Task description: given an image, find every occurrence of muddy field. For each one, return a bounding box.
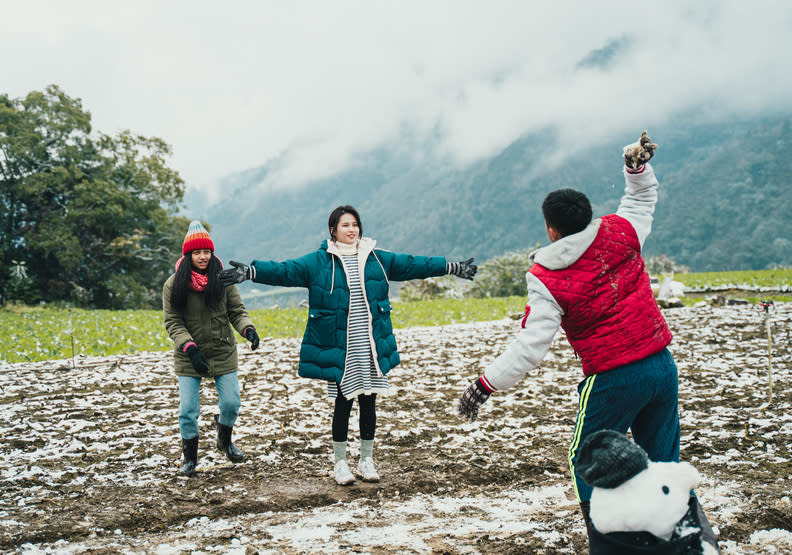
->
[1,302,791,554]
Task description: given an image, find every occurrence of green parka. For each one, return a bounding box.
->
[248,238,447,384]
[163,274,254,378]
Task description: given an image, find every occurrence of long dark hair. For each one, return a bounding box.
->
[328,205,363,240]
[170,253,224,312]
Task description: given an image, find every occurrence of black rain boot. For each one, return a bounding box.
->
[214,414,244,462]
[180,436,198,476]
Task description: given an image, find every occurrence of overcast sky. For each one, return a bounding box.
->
[3,1,792,201]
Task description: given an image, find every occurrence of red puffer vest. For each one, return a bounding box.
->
[530,214,672,376]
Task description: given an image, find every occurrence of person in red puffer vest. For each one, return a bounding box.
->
[457,131,721,552]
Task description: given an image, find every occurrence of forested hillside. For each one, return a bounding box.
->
[651,118,791,270]
[207,115,791,275]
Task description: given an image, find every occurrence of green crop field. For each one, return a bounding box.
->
[665,268,792,306]
[1,268,789,364]
[672,268,792,291]
[0,297,527,364]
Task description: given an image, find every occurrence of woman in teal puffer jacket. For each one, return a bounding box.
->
[220,205,477,485]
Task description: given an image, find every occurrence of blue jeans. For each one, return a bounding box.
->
[568,348,680,502]
[178,372,241,439]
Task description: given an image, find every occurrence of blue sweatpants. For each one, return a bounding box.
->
[568,348,680,502]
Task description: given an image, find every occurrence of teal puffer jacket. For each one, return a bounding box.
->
[250,238,447,384]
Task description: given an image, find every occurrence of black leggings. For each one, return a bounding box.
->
[332,393,376,442]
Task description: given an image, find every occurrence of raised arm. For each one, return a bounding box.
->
[617,131,660,249]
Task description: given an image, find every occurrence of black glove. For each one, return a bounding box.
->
[447,258,477,280]
[185,345,210,376]
[218,260,252,287]
[623,130,658,169]
[457,377,491,422]
[243,326,260,350]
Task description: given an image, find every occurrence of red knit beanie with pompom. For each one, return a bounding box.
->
[182,220,214,255]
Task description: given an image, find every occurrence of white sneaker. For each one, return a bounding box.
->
[357,457,380,482]
[334,459,356,485]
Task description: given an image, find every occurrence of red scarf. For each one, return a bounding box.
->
[189,271,208,292]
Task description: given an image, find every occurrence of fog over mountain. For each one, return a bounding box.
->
[5,2,791,200]
[9,2,782,280]
[204,113,792,284]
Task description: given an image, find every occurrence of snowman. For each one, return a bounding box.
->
[576,429,721,554]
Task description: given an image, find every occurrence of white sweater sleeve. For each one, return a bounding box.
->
[615,163,659,249]
[482,272,563,391]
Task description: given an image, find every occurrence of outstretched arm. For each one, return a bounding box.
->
[458,273,562,421]
[378,251,478,282]
[377,250,448,281]
[481,274,562,390]
[218,255,313,288]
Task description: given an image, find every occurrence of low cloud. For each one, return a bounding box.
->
[3,1,791,200]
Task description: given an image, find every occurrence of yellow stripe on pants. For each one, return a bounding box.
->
[568,373,597,502]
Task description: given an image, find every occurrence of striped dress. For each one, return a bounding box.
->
[327,252,389,400]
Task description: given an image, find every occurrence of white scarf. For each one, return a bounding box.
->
[335,240,358,256]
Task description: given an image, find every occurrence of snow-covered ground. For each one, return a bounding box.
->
[1,302,790,554]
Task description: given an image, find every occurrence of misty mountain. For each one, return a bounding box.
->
[204,115,792,287]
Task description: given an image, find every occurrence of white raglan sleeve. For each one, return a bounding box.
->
[615,163,659,249]
[482,272,563,391]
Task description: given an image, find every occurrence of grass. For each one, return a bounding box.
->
[672,268,792,291]
[677,294,791,307]
[0,307,170,364]
[0,297,526,364]
[1,267,789,364]
[664,268,792,305]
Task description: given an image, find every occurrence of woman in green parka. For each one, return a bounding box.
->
[219,205,476,485]
[163,220,260,476]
